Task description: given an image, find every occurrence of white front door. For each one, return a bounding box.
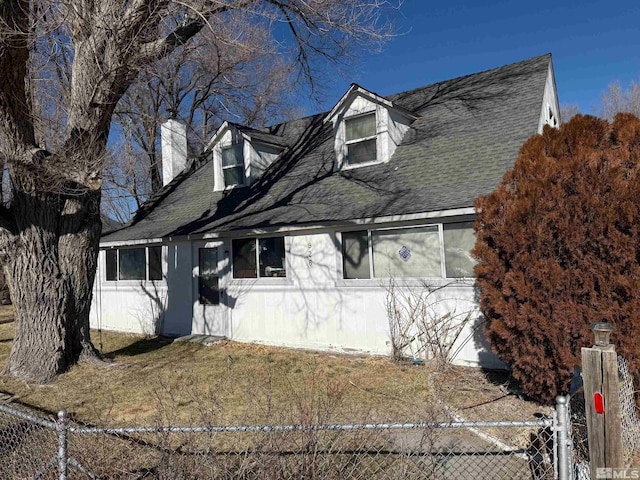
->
[192,240,229,337]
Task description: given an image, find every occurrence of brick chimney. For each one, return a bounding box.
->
[161,118,188,187]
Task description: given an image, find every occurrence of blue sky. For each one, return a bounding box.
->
[321,0,640,116]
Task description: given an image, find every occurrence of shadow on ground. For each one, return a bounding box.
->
[105,336,175,358]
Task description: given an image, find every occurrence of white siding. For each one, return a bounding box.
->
[90,249,169,336]
[92,227,504,369]
[538,62,561,133]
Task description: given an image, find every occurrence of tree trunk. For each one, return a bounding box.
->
[3,188,101,383]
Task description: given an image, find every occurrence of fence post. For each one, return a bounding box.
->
[581,322,623,479]
[57,410,68,480]
[556,395,571,480]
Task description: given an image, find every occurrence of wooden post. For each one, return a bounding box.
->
[581,322,623,479]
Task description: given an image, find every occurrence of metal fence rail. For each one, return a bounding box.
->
[0,397,572,480]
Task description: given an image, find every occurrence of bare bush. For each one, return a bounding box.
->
[384,278,475,368]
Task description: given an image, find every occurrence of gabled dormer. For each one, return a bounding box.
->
[325,84,419,170]
[207,122,287,192]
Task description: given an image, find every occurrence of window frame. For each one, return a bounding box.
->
[231,236,287,280]
[344,112,378,167]
[339,223,476,281]
[104,245,164,283]
[221,143,245,188]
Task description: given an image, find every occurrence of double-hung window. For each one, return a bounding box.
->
[345,113,377,166]
[105,245,163,281]
[221,144,244,187]
[232,237,286,279]
[341,222,476,279]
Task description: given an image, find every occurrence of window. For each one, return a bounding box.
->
[342,230,370,279]
[232,238,257,278]
[232,237,286,279]
[443,222,477,278]
[148,246,163,281]
[341,223,476,279]
[221,144,244,187]
[105,250,117,281]
[104,246,163,281]
[345,113,376,165]
[199,248,220,305]
[119,248,146,280]
[372,226,441,278]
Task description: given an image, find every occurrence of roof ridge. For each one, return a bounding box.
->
[387,53,551,102]
[261,53,552,131]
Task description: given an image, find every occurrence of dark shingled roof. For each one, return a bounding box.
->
[103,54,552,243]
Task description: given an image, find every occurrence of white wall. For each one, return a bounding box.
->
[249,143,281,181]
[90,249,169,336]
[224,231,502,367]
[92,228,504,369]
[538,62,561,133]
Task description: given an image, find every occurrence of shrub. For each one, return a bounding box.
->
[474,113,640,404]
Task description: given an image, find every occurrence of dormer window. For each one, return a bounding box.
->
[345,113,377,165]
[222,144,244,187]
[326,84,418,171]
[209,122,286,192]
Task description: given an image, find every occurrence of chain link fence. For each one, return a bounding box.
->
[566,355,640,479]
[618,356,640,461]
[0,398,571,480]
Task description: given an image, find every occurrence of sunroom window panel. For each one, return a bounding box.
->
[372,226,441,278]
[119,248,146,280]
[347,139,377,165]
[148,246,163,280]
[105,250,117,281]
[259,237,286,277]
[346,114,376,141]
[443,222,477,278]
[232,238,257,278]
[342,231,371,279]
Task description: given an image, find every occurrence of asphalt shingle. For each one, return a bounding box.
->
[103,54,551,242]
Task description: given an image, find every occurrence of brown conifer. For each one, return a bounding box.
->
[474,114,640,404]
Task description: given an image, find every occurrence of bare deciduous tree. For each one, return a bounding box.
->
[104,21,303,221]
[0,0,397,383]
[600,80,640,120]
[560,104,580,123]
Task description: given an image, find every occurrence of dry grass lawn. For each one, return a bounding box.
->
[0,306,549,429]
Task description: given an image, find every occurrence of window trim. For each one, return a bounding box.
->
[104,245,164,283]
[231,236,288,280]
[339,223,476,281]
[343,112,378,167]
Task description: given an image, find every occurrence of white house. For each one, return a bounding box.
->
[91,54,560,368]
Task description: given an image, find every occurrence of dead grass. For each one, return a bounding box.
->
[0,317,435,425]
[0,305,549,431]
[0,304,14,324]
